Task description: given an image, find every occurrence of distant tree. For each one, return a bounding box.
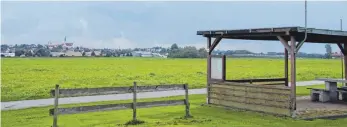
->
[57,45,63,49]
[171,43,179,50]
[37,44,44,49]
[325,44,332,59]
[35,49,50,57]
[25,51,33,57]
[198,48,208,58]
[81,51,85,56]
[84,48,91,52]
[51,47,61,52]
[1,44,9,51]
[15,49,25,56]
[91,51,96,56]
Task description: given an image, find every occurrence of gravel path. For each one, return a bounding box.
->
[1,80,325,111]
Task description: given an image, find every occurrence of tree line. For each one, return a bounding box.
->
[167,44,208,58]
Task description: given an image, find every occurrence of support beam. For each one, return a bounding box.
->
[290,36,297,114]
[337,43,345,55]
[344,43,347,86]
[222,55,226,81]
[209,37,222,54]
[207,37,212,104]
[295,41,305,53]
[277,36,291,51]
[285,47,289,87]
[207,37,211,53]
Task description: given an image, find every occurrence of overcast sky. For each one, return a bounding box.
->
[1,1,346,53]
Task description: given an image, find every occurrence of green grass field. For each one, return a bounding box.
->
[1,57,343,101]
[2,94,347,127]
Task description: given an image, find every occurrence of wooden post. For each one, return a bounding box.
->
[132,82,137,121]
[344,44,347,86]
[207,37,211,104]
[53,84,59,127]
[290,36,297,116]
[184,84,191,117]
[285,47,289,86]
[222,55,226,81]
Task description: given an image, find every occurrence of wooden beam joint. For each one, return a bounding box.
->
[209,37,222,54]
[337,43,346,55]
[277,36,291,52]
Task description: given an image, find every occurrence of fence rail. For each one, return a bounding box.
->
[49,83,191,127]
[49,100,186,115]
[50,84,186,97]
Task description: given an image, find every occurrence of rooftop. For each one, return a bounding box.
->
[197,26,347,43]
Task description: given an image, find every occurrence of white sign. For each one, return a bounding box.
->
[211,57,223,80]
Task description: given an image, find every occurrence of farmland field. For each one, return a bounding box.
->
[1,57,343,101]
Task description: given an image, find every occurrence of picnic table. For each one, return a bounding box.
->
[308,78,347,102]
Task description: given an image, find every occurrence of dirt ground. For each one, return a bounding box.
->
[295,96,347,118]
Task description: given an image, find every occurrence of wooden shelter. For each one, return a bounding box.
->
[197,26,347,117]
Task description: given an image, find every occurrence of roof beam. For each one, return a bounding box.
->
[209,37,222,53]
[277,36,291,52]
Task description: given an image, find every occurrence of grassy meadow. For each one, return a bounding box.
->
[3,94,347,127]
[1,57,343,101]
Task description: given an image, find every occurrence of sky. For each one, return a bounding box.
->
[1,1,346,53]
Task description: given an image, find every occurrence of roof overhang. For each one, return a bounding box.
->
[197,26,347,44]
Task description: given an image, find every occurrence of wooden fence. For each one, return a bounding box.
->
[49,82,191,127]
[208,81,292,116]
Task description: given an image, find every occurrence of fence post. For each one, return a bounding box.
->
[53,84,59,127]
[184,84,191,118]
[132,82,137,121]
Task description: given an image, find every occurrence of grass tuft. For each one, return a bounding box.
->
[124,119,145,126]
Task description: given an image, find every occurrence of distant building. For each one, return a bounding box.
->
[132,51,153,57]
[50,52,65,57]
[84,51,102,56]
[332,52,342,58]
[0,53,15,57]
[47,42,74,50]
[64,51,82,57]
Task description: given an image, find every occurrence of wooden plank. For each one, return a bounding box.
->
[211,84,291,95]
[211,82,290,91]
[210,99,291,116]
[209,90,291,102]
[49,100,185,116]
[50,84,185,97]
[225,78,286,83]
[209,94,290,108]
